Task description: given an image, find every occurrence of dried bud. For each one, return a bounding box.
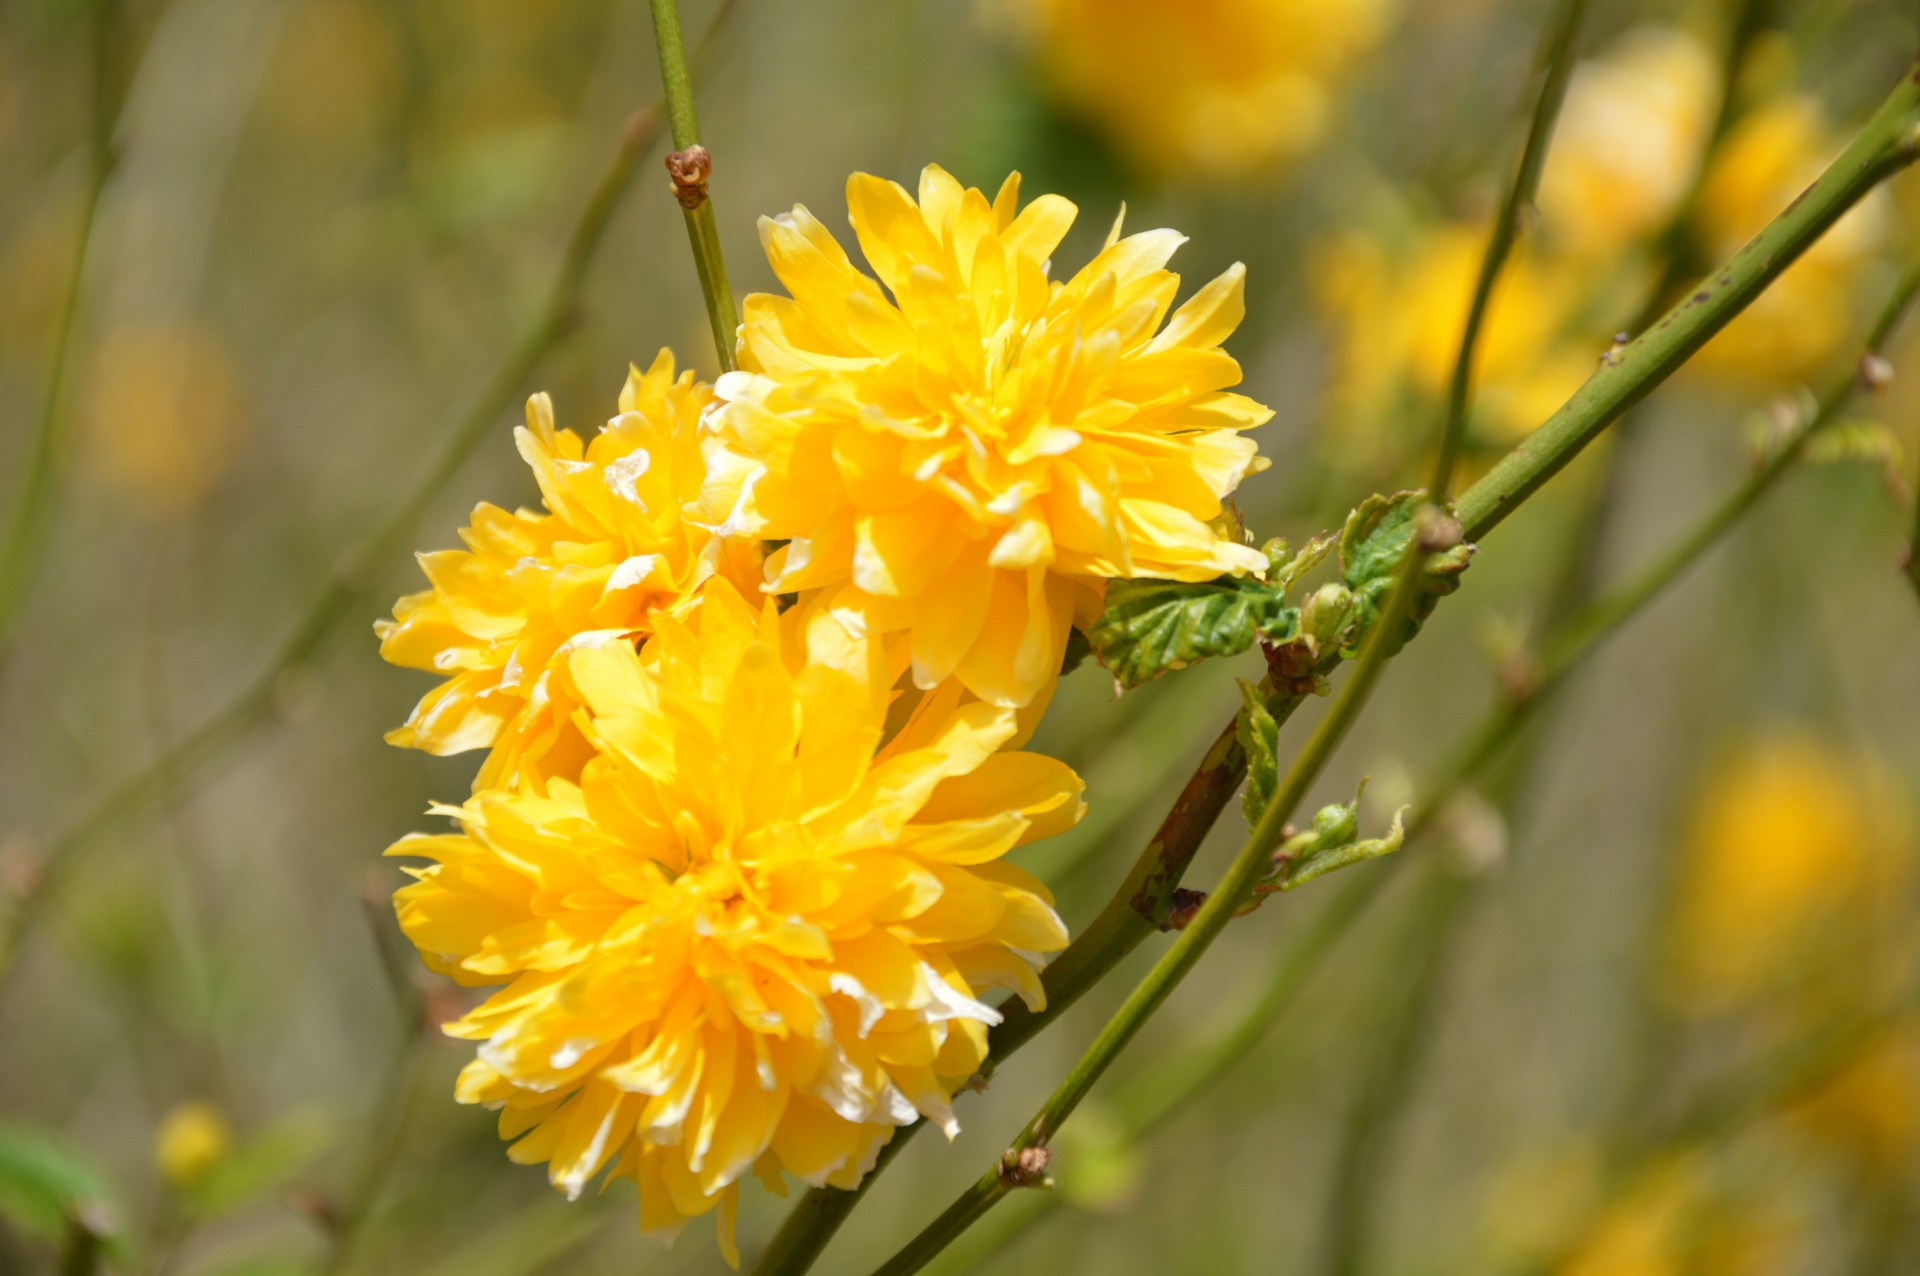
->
[1162,888,1207,932]
[665,145,712,210]
[998,1145,1053,1189]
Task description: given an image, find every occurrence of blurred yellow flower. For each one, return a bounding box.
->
[1789,1020,1920,1183]
[1659,731,1909,1017]
[389,580,1082,1265]
[701,164,1271,708]
[1692,98,1890,387]
[83,323,250,517]
[155,1100,232,1190]
[377,350,762,790]
[1312,225,1597,461]
[1539,27,1719,260]
[1555,1155,1800,1276]
[1009,0,1388,180]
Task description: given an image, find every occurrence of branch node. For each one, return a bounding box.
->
[997,1145,1052,1190]
[665,145,712,210]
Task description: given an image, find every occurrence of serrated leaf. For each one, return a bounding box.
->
[1089,576,1296,690]
[0,1122,117,1248]
[1235,680,1279,826]
[1336,491,1474,659]
[1340,491,1423,589]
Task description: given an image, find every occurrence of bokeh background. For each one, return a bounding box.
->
[5,0,1920,1272]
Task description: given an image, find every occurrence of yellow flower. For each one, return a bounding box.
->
[155,1100,233,1190]
[700,165,1272,708]
[1554,1155,1801,1276]
[1659,732,1909,1016]
[83,323,251,518]
[377,350,761,789]
[1789,1019,1920,1183]
[1539,27,1719,260]
[1312,225,1597,463]
[388,580,1083,1265]
[1007,0,1389,180]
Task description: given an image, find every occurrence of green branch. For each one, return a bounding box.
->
[1428,0,1588,500]
[0,0,126,659]
[1455,61,1920,541]
[648,0,739,372]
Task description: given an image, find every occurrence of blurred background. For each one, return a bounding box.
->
[4,0,1920,1272]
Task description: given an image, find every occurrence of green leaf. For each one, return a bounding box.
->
[0,1122,116,1248]
[1337,491,1474,658]
[1089,576,1297,690]
[1235,680,1279,826]
[1284,806,1406,889]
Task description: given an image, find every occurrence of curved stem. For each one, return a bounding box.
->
[648,0,739,372]
[1427,0,1587,501]
[0,0,125,659]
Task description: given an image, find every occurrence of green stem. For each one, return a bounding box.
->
[0,0,123,659]
[0,105,667,988]
[869,539,1444,1276]
[648,0,739,372]
[1455,60,1920,541]
[1322,870,1472,1276]
[1427,0,1587,501]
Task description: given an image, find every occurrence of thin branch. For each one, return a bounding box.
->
[1427,0,1588,501]
[1321,871,1471,1276]
[0,0,128,659]
[648,0,739,372]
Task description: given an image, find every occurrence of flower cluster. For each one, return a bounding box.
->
[377,166,1271,1261]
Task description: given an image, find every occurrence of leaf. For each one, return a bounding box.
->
[1266,780,1407,891]
[1336,491,1474,658]
[0,1122,117,1248]
[1283,805,1407,890]
[1235,679,1279,826]
[1089,576,1297,690]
